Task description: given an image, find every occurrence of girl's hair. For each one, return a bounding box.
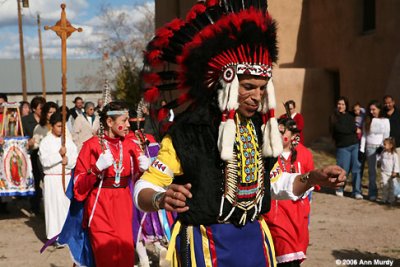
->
[49,111,62,126]
[364,100,383,133]
[39,101,59,126]
[384,137,396,154]
[99,101,129,130]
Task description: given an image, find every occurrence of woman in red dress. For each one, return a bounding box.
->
[73,101,137,267]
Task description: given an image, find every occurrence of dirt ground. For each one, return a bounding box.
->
[0,143,399,267]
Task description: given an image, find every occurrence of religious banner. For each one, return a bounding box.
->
[0,102,24,137]
[0,137,34,196]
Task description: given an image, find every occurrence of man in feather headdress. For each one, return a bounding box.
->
[134,1,346,266]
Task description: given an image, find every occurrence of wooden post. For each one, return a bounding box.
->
[37,14,46,98]
[17,0,27,101]
[45,4,82,193]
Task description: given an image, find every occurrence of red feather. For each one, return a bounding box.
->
[166,18,185,31]
[157,107,169,121]
[186,3,206,21]
[153,29,174,48]
[142,73,161,85]
[177,92,190,105]
[206,0,219,7]
[144,87,160,103]
[145,50,162,66]
[156,27,174,38]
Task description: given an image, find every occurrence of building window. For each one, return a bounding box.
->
[363,0,375,32]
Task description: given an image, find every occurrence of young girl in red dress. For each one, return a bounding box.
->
[73,101,138,267]
[263,118,314,266]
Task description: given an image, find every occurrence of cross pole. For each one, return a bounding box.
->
[45,4,82,193]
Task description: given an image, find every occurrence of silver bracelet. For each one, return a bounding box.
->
[299,172,311,184]
[151,191,164,210]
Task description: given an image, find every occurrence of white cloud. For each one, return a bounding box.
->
[0,0,155,59]
[0,0,89,27]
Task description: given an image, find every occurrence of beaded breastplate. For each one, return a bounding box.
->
[218,116,265,225]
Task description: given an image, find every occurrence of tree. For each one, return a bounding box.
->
[114,63,141,107]
[79,2,155,107]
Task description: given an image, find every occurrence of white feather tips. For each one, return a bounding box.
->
[269,117,283,157]
[267,78,276,109]
[220,119,236,161]
[226,74,239,111]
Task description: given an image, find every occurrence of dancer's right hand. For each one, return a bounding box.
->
[162,183,192,213]
[96,149,114,171]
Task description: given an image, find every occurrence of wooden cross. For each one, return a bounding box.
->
[45,4,82,193]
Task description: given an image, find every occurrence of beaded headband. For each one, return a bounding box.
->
[106,110,129,116]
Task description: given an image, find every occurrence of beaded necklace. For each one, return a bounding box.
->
[104,140,124,187]
[279,152,295,173]
[218,114,265,225]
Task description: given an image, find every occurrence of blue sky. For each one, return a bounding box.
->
[0,0,154,58]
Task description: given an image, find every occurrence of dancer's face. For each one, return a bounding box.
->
[279,123,294,149]
[237,75,267,118]
[107,113,130,138]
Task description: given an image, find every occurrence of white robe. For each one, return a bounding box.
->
[39,133,78,239]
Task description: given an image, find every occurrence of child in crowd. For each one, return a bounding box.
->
[352,103,365,140]
[377,137,399,204]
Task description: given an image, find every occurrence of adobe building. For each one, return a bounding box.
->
[155,0,400,144]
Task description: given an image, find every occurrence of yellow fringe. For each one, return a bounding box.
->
[166,220,181,267]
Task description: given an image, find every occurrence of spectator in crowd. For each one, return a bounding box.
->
[94,98,104,113]
[360,100,390,201]
[32,102,59,150]
[19,101,31,117]
[281,100,305,144]
[39,111,78,245]
[67,96,84,129]
[352,102,366,140]
[22,96,46,214]
[330,97,362,199]
[352,102,367,179]
[377,137,399,204]
[72,101,100,151]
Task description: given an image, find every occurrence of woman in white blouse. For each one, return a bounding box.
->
[360,100,390,201]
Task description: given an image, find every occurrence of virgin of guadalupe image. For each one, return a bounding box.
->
[4,146,27,188]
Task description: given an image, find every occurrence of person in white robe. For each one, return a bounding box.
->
[39,111,78,240]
